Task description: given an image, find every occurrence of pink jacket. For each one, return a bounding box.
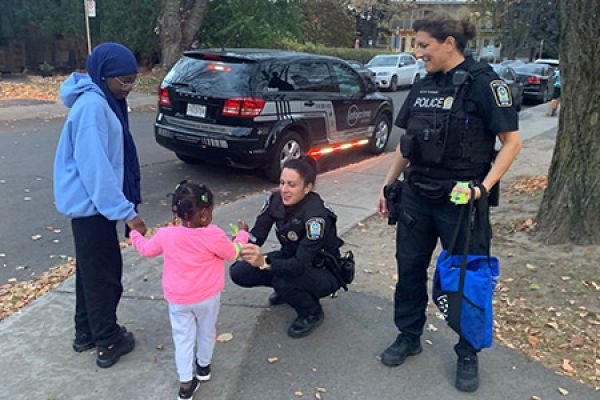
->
[130,225,249,305]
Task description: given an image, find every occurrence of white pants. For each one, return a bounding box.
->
[168,293,221,382]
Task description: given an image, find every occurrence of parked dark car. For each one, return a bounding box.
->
[513,63,556,103]
[491,64,524,111]
[155,49,394,181]
[346,59,376,82]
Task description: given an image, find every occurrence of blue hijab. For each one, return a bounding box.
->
[87,42,141,206]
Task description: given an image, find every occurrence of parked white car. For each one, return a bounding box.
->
[367,53,421,91]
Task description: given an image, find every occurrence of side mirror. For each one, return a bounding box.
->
[398,62,406,67]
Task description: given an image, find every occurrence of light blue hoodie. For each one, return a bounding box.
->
[53,73,137,222]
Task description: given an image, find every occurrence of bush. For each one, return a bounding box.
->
[274,39,391,64]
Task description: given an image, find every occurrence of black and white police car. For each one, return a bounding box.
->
[155,49,394,181]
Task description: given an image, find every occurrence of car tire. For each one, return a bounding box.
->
[264,130,305,182]
[389,76,398,92]
[367,113,391,154]
[176,153,204,164]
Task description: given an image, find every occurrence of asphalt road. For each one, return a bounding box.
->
[0,89,410,283]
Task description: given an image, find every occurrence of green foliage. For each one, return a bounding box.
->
[299,0,355,47]
[275,39,388,64]
[4,0,162,54]
[198,0,302,48]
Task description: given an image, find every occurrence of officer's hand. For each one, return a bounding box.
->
[377,191,389,218]
[127,216,147,236]
[240,243,264,267]
[450,183,482,203]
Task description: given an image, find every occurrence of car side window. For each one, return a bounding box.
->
[332,63,363,95]
[288,61,336,92]
[505,69,515,81]
[402,56,415,65]
[256,62,294,92]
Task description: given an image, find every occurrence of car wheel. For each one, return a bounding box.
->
[367,113,391,154]
[264,130,305,182]
[389,76,398,92]
[175,153,204,164]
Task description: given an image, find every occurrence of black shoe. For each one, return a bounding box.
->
[456,353,479,392]
[177,377,200,400]
[73,332,95,353]
[380,334,422,367]
[287,310,324,338]
[268,292,285,306]
[96,331,135,368]
[195,361,211,381]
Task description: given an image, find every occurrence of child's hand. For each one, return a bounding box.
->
[237,220,249,232]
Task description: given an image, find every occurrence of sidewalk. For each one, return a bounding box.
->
[0,91,157,121]
[1,104,596,400]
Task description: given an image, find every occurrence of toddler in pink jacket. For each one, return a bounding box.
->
[130,181,248,400]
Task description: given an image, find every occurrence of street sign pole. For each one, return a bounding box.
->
[84,0,91,54]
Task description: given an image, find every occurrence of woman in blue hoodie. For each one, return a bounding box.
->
[53,43,147,368]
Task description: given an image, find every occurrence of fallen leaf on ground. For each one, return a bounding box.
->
[267,357,278,364]
[216,332,233,342]
[557,387,568,396]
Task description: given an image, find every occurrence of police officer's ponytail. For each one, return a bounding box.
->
[282,155,317,187]
[413,11,477,54]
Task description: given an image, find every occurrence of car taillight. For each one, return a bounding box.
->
[158,87,172,106]
[222,97,266,118]
[527,76,541,85]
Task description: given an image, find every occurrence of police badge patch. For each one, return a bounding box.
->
[490,80,513,107]
[305,217,325,240]
[442,96,454,110]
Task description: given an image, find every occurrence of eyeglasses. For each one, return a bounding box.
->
[113,76,138,90]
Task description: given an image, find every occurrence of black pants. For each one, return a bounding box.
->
[394,185,491,356]
[230,251,339,317]
[71,215,124,347]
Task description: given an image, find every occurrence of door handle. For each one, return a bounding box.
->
[304,101,315,107]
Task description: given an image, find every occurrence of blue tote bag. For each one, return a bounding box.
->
[432,187,500,350]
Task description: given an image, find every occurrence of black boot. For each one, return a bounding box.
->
[380,333,422,367]
[73,332,95,353]
[456,353,479,392]
[96,330,135,368]
[268,291,285,306]
[287,310,324,338]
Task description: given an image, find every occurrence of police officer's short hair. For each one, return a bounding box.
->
[413,11,477,53]
[282,156,317,186]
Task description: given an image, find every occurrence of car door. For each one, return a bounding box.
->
[284,60,338,146]
[398,55,417,85]
[329,62,377,143]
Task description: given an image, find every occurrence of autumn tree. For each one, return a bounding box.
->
[158,0,209,71]
[300,0,355,47]
[536,0,600,245]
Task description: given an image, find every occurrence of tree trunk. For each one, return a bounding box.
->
[158,0,208,71]
[536,0,600,245]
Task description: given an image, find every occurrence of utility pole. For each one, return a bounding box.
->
[539,39,544,59]
[84,0,96,55]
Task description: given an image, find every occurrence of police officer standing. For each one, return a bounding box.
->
[377,12,521,392]
[231,157,343,338]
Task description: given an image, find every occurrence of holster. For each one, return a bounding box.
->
[383,180,403,225]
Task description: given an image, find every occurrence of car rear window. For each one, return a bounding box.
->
[514,64,545,74]
[368,56,399,67]
[163,56,256,96]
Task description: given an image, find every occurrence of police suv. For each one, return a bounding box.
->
[155,49,394,181]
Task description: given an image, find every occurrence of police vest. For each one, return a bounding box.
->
[400,62,496,178]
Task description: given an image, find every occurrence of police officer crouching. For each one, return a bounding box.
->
[230,156,344,338]
[377,12,522,392]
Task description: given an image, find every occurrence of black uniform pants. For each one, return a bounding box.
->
[230,251,339,317]
[394,184,491,356]
[71,215,124,347]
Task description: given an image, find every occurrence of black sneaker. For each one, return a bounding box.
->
[73,332,95,353]
[268,292,285,306]
[195,361,211,381]
[177,377,200,400]
[380,334,422,367]
[73,326,127,353]
[456,353,479,392]
[287,310,324,338]
[96,331,135,368]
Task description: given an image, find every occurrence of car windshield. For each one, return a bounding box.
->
[163,56,255,96]
[514,64,546,75]
[368,56,399,67]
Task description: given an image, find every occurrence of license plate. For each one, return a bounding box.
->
[186,103,207,118]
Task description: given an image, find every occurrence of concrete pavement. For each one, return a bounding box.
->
[1,100,596,400]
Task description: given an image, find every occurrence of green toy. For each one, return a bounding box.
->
[450,181,470,205]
